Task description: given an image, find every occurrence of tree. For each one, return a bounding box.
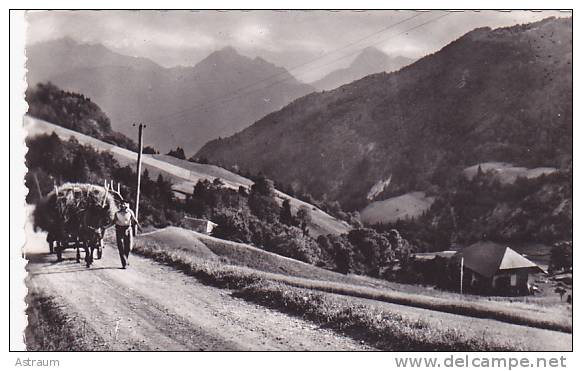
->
[155,173,173,205]
[188,156,209,164]
[167,147,186,160]
[249,175,279,223]
[69,151,90,182]
[549,241,573,273]
[26,83,137,151]
[212,208,252,243]
[555,286,567,301]
[388,229,411,265]
[193,179,210,199]
[348,211,363,228]
[347,228,384,277]
[280,199,294,226]
[251,174,275,197]
[270,227,321,264]
[249,193,280,223]
[329,235,353,274]
[296,205,312,236]
[143,145,158,154]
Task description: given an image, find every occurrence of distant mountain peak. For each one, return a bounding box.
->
[204,46,242,61]
[312,47,414,91]
[216,45,240,56]
[26,38,314,154]
[353,47,388,60]
[349,47,391,68]
[193,46,294,84]
[195,46,251,69]
[27,37,163,75]
[360,46,383,53]
[253,55,273,65]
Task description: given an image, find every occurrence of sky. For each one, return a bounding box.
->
[25,10,571,83]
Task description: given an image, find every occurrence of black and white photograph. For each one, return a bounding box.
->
[9,8,573,355]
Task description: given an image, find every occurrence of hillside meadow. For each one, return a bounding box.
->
[132,227,572,341]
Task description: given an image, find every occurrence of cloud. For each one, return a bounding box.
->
[282,38,327,53]
[113,27,216,51]
[234,23,272,48]
[25,10,571,78]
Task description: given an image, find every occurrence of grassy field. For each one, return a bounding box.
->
[152,154,254,187]
[136,227,348,283]
[360,191,435,224]
[25,115,350,237]
[133,227,572,338]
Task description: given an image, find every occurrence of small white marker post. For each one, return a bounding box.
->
[461,256,465,294]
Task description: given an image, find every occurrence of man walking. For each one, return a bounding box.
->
[114,202,139,269]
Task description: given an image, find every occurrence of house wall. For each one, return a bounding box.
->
[463,269,489,292]
[463,268,532,295]
[205,223,216,234]
[492,269,530,295]
[184,219,215,235]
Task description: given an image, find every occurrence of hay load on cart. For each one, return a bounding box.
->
[33,182,121,266]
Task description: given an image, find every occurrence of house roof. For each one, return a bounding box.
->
[459,241,542,278]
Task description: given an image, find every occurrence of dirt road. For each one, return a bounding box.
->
[23,215,571,351]
[24,227,373,351]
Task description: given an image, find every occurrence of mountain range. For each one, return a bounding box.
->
[26,39,314,154]
[196,17,572,212]
[312,47,413,91]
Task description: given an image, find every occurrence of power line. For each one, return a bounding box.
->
[146,11,453,128]
[116,11,426,129]
[282,12,424,77]
[231,12,425,88]
[271,11,453,82]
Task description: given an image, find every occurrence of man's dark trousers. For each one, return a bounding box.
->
[116,225,132,268]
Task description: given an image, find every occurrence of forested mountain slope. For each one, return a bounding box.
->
[197,17,572,211]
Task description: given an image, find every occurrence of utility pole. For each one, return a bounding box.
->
[134,123,145,222]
